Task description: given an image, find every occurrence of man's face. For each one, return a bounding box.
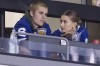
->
[60,15,77,34]
[30,6,48,28]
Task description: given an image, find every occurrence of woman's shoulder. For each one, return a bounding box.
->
[52,28,62,37]
[77,26,88,43]
[77,25,88,33]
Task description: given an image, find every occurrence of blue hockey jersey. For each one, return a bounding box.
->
[14,15,51,40]
[52,26,88,43]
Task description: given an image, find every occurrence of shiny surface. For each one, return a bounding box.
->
[0,34,100,65]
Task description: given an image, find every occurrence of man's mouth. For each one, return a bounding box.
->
[40,20,44,22]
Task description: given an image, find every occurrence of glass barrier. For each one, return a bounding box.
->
[1,32,69,61]
[69,41,100,64]
[13,32,100,65]
[0,32,100,65]
[0,38,11,53]
[18,40,68,60]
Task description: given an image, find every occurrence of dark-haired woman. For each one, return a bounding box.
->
[52,10,88,62]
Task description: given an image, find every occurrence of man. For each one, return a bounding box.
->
[14,1,51,40]
[10,1,51,57]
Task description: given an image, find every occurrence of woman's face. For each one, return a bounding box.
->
[60,15,77,34]
[30,5,48,28]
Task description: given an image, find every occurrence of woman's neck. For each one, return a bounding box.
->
[65,29,76,35]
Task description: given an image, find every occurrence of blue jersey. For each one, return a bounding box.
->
[14,15,51,40]
[52,26,88,43]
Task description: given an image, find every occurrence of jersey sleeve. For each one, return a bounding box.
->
[80,28,88,43]
[14,21,29,40]
[52,29,61,37]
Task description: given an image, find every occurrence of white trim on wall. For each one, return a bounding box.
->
[5,11,24,28]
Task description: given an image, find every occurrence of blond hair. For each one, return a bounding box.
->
[30,1,48,12]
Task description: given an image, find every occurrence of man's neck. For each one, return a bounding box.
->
[32,22,38,29]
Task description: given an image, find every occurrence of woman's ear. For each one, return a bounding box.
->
[73,22,77,27]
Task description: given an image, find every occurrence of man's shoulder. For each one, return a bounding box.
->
[15,16,30,27]
[42,22,50,30]
[43,22,49,27]
[14,16,32,32]
[42,22,51,35]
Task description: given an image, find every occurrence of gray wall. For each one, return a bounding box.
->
[87,22,100,42]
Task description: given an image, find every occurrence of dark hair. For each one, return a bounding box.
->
[62,10,81,25]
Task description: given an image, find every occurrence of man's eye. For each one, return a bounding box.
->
[39,12,43,14]
[45,13,47,16]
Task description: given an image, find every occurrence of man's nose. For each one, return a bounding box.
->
[42,14,46,19]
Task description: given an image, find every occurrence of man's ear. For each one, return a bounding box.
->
[30,11,33,17]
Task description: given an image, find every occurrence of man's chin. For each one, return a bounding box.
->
[39,23,44,27]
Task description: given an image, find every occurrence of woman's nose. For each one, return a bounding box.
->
[61,22,64,27]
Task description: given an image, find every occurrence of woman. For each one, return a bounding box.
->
[52,10,88,43]
[52,10,88,61]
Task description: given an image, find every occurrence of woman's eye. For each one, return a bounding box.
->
[64,20,67,23]
[60,20,63,23]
